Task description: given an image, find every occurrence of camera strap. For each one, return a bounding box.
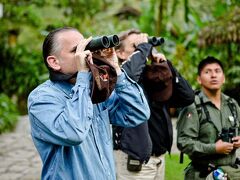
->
[227,98,238,128]
[86,54,117,104]
[195,93,218,132]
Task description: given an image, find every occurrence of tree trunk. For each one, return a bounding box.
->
[157,0,166,36]
[184,0,189,22]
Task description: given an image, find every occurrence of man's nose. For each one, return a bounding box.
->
[211,72,217,77]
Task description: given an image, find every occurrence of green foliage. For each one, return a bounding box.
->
[0,94,19,134]
[138,0,156,35]
[155,1,240,91]
[0,0,240,116]
[226,66,240,85]
[0,43,46,95]
[165,154,190,180]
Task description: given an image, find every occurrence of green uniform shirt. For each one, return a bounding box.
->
[177,91,240,167]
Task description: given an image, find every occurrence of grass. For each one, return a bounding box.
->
[165,153,190,180]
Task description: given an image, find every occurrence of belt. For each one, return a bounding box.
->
[151,152,163,157]
[192,162,216,178]
[151,149,166,157]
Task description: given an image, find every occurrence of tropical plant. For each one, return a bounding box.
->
[0,93,19,134]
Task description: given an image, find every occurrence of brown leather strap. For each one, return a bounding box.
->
[86,55,117,104]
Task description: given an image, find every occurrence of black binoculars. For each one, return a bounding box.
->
[219,127,237,143]
[85,35,119,51]
[148,36,165,46]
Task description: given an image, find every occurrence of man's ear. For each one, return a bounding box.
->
[197,76,202,85]
[46,56,61,71]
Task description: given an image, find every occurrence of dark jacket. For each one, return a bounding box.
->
[113,43,194,161]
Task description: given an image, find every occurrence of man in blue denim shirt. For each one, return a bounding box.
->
[27,27,150,180]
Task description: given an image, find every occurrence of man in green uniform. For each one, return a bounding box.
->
[177,56,240,179]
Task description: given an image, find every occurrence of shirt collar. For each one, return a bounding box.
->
[199,91,229,105]
[51,80,74,97]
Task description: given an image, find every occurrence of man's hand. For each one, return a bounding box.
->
[151,48,166,63]
[215,139,234,154]
[75,37,93,72]
[152,53,166,63]
[95,48,122,76]
[232,136,240,149]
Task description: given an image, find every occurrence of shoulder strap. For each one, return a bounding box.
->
[200,96,212,124]
[227,98,238,127]
[194,92,211,125]
[194,92,215,127]
[180,151,184,164]
[194,93,203,120]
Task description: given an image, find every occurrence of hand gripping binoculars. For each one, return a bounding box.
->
[219,127,237,143]
[85,35,120,51]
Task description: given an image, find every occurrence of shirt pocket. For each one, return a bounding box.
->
[96,109,111,144]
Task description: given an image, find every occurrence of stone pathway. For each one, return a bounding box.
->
[0,115,41,180]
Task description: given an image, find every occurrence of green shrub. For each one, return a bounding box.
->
[0,93,19,134]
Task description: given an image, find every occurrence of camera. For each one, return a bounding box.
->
[219,127,237,143]
[236,157,240,165]
[85,35,119,51]
[148,36,165,46]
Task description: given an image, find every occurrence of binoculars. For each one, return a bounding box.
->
[85,35,164,51]
[85,35,119,51]
[148,36,165,46]
[219,127,237,143]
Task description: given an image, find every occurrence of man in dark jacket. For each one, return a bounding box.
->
[113,29,195,180]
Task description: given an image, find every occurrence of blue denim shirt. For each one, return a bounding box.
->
[28,71,150,180]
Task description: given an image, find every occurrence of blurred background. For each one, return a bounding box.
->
[0,0,240,135]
